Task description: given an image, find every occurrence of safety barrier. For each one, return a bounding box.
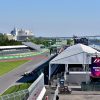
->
[0,89,29,100]
[0,73,45,100]
[53,85,59,100]
[81,82,100,91]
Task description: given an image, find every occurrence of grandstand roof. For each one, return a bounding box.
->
[22,42,41,51]
[0,45,28,50]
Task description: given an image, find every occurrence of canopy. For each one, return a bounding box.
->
[50,44,99,65]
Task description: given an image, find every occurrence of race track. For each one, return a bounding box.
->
[0,53,50,94]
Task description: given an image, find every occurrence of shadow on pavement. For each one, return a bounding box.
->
[16,75,36,83]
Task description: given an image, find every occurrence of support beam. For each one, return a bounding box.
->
[49,63,51,80]
[64,64,68,81]
[83,64,86,71]
[65,64,68,72]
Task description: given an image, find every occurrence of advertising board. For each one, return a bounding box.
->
[91,57,100,78]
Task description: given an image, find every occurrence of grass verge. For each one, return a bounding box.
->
[2,83,31,95]
[2,79,34,95]
[0,60,29,76]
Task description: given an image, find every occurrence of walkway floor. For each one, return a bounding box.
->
[59,86,100,100]
[59,91,100,100]
[43,85,56,100]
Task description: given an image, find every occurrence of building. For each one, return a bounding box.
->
[10,28,34,41]
[74,37,88,45]
[5,33,14,40]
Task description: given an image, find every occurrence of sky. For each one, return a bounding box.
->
[0,0,100,37]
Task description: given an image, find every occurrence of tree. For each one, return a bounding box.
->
[28,37,56,47]
[67,39,74,45]
[0,34,22,46]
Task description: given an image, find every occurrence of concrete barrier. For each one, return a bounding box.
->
[28,73,46,100]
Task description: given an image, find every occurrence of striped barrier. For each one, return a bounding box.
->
[0,49,49,60]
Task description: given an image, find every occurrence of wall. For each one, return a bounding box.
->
[67,72,90,85]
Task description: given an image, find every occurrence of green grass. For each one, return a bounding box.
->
[2,83,31,95]
[2,79,35,95]
[0,60,29,76]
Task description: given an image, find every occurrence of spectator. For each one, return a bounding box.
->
[56,95,59,100]
[45,96,48,100]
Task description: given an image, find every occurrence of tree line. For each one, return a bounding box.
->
[0,34,22,46]
[28,37,56,47]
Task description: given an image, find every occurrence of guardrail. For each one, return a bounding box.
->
[0,73,46,100]
[0,49,49,60]
[81,82,100,91]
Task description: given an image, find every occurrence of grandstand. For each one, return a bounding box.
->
[0,45,31,56]
[22,42,41,51]
[0,45,28,50]
[0,42,42,56]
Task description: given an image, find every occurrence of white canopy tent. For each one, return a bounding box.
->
[49,44,100,80]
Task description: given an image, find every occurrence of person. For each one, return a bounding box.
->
[50,48,52,55]
[45,96,48,100]
[56,95,59,100]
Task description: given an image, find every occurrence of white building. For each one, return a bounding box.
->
[4,33,14,40]
[10,28,34,41]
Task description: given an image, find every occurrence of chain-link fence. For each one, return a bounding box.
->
[0,73,45,100]
[81,82,100,91]
[0,89,29,100]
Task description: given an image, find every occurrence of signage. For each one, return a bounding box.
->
[91,57,100,78]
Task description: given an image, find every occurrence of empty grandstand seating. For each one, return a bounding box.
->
[0,49,31,55]
[22,42,41,51]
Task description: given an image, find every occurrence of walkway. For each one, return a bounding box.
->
[43,85,56,100]
[59,91,100,100]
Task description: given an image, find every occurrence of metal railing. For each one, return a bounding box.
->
[0,73,45,100]
[81,82,100,91]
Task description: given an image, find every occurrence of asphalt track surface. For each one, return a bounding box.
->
[0,53,50,94]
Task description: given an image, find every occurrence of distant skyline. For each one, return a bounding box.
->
[0,0,100,37]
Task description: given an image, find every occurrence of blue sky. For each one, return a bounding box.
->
[0,0,100,37]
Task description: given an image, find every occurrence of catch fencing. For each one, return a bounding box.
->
[0,89,29,100]
[0,73,45,100]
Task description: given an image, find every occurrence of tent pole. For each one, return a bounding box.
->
[85,64,87,83]
[64,64,66,81]
[83,64,85,71]
[64,64,68,81]
[49,63,51,80]
[86,54,89,84]
[65,64,68,72]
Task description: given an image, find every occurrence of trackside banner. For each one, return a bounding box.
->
[91,57,100,78]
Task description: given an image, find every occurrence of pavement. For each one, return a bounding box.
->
[59,86,100,100]
[43,85,56,100]
[59,91,100,100]
[0,53,51,94]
